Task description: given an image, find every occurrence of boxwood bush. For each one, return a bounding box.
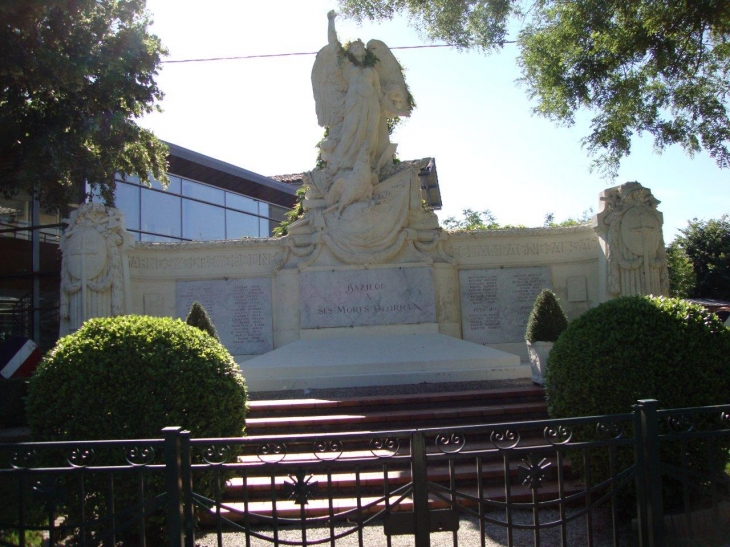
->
[525,289,569,343]
[27,315,246,440]
[25,315,247,542]
[546,296,730,505]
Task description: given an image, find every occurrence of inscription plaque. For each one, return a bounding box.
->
[460,267,552,344]
[176,278,273,355]
[300,268,436,329]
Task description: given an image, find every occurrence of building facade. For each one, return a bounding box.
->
[0,142,296,351]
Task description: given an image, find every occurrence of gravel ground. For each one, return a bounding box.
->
[194,506,637,546]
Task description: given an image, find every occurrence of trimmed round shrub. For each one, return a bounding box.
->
[525,289,569,343]
[546,296,730,505]
[27,315,246,440]
[25,315,247,542]
[547,296,730,416]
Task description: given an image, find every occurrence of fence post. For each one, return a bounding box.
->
[163,427,185,547]
[180,430,195,547]
[636,399,664,547]
[411,431,430,547]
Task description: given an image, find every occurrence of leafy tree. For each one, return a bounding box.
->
[0,0,169,208]
[338,1,730,177]
[665,240,697,298]
[672,215,730,300]
[442,208,499,230]
[543,208,593,227]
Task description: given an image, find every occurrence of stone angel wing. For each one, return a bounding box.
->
[367,39,412,118]
[311,42,346,127]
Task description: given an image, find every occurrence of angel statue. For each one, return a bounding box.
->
[312,11,413,211]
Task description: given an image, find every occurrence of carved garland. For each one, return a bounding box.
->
[60,230,126,319]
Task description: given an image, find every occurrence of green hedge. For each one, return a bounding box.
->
[25,315,248,542]
[27,315,246,441]
[525,289,569,343]
[546,296,730,505]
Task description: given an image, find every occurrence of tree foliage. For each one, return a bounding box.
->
[670,215,730,300]
[442,208,500,230]
[665,240,697,298]
[338,0,730,177]
[0,0,169,208]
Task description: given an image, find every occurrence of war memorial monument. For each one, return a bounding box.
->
[59,13,669,391]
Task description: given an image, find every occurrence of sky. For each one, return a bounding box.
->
[139,0,729,243]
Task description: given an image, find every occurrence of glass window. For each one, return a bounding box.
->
[115,182,140,230]
[118,173,140,185]
[226,210,259,239]
[268,204,289,222]
[141,191,181,237]
[183,200,225,240]
[259,201,270,219]
[260,217,271,238]
[225,192,258,214]
[164,175,182,194]
[141,233,181,242]
[182,179,224,205]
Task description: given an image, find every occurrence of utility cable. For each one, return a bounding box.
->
[161,42,514,64]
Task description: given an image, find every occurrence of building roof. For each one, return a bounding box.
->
[165,142,298,208]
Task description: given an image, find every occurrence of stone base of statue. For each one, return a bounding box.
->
[240,327,526,392]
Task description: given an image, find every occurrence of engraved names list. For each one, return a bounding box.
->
[176,278,273,355]
[459,267,551,344]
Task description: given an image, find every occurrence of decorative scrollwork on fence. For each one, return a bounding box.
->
[721,411,730,426]
[257,442,286,463]
[369,437,401,458]
[202,445,232,464]
[313,439,343,461]
[596,421,626,440]
[10,449,36,469]
[68,447,95,467]
[490,429,520,450]
[284,468,318,505]
[667,414,694,433]
[125,446,156,466]
[518,454,551,490]
[435,433,465,454]
[544,425,572,445]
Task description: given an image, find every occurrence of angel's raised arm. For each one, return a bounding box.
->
[327,11,338,45]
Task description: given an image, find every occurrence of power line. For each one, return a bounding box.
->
[160,42,513,64]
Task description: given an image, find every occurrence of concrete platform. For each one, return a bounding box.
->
[239,333,528,392]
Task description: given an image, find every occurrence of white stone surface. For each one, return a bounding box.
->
[460,267,552,345]
[239,333,526,392]
[299,267,436,329]
[594,182,669,298]
[60,204,134,335]
[176,277,273,355]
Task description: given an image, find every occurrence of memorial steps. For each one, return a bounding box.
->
[203,384,583,523]
[238,332,530,392]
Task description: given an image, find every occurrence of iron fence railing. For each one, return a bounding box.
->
[1,400,729,546]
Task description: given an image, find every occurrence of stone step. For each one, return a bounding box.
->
[200,382,565,528]
[246,402,547,435]
[248,385,545,417]
[225,455,571,497]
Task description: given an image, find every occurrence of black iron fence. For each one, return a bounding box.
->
[1,400,729,546]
